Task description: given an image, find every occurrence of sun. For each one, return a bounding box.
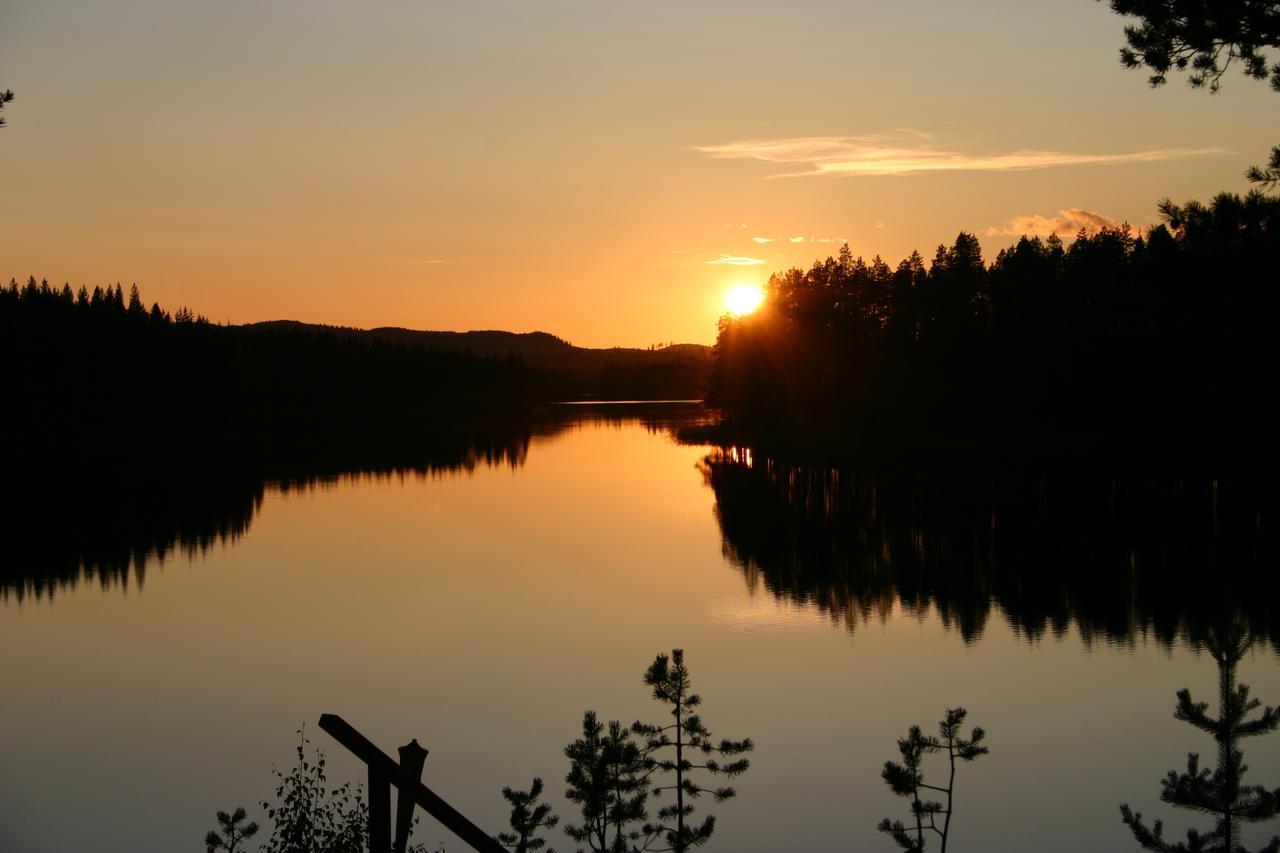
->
[725,284,765,316]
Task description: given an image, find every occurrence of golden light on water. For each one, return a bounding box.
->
[725,284,765,316]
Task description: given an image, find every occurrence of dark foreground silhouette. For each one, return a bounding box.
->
[1120,624,1280,852]
[879,708,988,853]
[501,649,754,853]
[206,650,753,853]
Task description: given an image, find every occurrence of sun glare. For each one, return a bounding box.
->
[725,284,765,316]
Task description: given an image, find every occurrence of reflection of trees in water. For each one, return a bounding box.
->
[529,402,713,440]
[1,405,710,603]
[5,472,265,602]
[701,449,1277,649]
[1,429,533,602]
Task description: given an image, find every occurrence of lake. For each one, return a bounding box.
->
[2,403,1277,852]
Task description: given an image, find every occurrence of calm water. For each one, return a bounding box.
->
[2,404,1277,852]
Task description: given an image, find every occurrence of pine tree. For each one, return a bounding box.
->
[127,284,146,319]
[497,777,559,853]
[564,711,648,852]
[878,707,988,852]
[0,89,12,128]
[600,719,649,852]
[631,649,752,853]
[205,807,259,853]
[839,242,855,276]
[1120,625,1280,853]
[1245,146,1280,190]
[1101,1,1280,188]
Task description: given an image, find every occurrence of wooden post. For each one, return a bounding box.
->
[317,714,506,853]
[395,740,428,853]
[370,762,391,853]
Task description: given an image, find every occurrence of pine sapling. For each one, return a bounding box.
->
[879,707,987,852]
[497,776,559,853]
[205,806,259,853]
[1121,624,1280,853]
[632,649,752,852]
[565,711,649,852]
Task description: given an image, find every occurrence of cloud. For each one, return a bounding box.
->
[696,131,1228,178]
[985,207,1122,237]
[893,127,936,141]
[707,254,766,266]
[753,234,837,245]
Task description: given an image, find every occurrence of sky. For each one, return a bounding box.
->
[1,0,1276,347]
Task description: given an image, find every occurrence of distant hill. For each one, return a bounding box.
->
[2,280,713,461]
[246,320,712,400]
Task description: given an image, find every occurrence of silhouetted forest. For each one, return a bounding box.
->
[707,192,1279,458]
[700,447,1278,650]
[0,280,710,456]
[1,279,530,449]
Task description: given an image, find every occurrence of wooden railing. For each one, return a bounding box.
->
[318,714,505,853]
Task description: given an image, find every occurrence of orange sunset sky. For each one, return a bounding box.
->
[2,0,1275,347]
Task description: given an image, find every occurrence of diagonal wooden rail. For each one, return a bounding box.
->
[318,713,505,853]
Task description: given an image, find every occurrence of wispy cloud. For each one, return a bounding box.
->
[985,208,1121,237]
[751,235,838,245]
[696,131,1227,178]
[893,127,935,141]
[706,254,767,266]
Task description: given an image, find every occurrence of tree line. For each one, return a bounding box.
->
[1,278,711,456]
[706,191,1279,456]
[0,277,531,450]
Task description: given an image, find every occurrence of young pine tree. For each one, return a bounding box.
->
[631,649,752,853]
[204,807,259,853]
[1120,624,1280,853]
[497,776,559,853]
[564,711,648,853]
[878,707,988,852]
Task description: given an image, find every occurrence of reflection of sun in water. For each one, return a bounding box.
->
[725,284,765,316]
